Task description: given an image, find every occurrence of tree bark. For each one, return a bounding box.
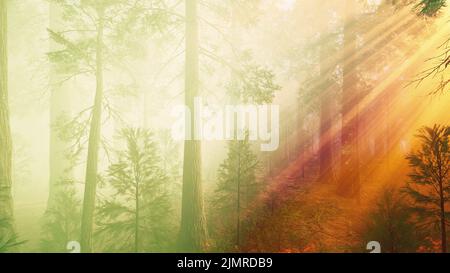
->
[177,0,207,252]
[0,0,15,241]
[438,147,447,253]
[439,180,447,253]
[318,11,337,182]
[337,0,361,199]
[135,174,140,253]
[236,143,241,248]
[318,30,335,183]
[80,9,104,253]
[47,1,72,210]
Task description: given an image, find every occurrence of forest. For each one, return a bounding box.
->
[0,0,449,253]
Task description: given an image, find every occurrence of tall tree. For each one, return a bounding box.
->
[404,125,450,253]
[178,0,207,252]
[0,0,15,249]
[47,1,72,210]
[49,0,174,252]
[79,1,105,253]
[337,0,361,198]
[176,0,279,251]
[318,5,339,183]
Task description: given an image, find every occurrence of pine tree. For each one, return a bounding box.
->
[211,136,259,250]
[48,0,176,252]
[95,128,172,253]
[404,125,450,253]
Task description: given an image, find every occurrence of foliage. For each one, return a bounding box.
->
[210,135,259,250]
[40,187,81,252]
[228,63,280,104]
[95,128,173,252]
[415,0,447,16]
[0,218,25,253]
[403,125,450,251]
[360,187,419,253]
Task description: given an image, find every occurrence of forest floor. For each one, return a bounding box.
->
[243,149,398,252]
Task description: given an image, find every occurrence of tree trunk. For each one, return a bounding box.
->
[135,176,140,253]
[318,30,335,183]
[439,177,447,252]
[177,0,207,252]
[0,0,15,241]
[80,9,104,253]
[337,0,360,198]
[47,1,71,210]
[236,143,241,248]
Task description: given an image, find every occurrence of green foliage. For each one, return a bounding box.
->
[0,218,25,253]
[403,125,450,237]
[210,135,259,250]
[40,188,81,252]
[228,62,280,104]
[415,0,447,16]
[48,0,179,73]
[361,187,419,253]
[95,128,173,252]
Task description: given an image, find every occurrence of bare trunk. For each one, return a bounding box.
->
[236,145,241,248]
[47,2,71,210]
[0,0,14,241]
[438,172,447,252]
[135,174,140,253]
[80,9,104,253]
[338,0,360,198]
[177,0,207,252]
[318,31,335,182]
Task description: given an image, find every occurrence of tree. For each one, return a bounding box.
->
[48,0,175,252]
[337,0,361,198]
[361,187,419,253]
[177,0,279,252]
[95,128,172,252]
[404,125,450,253]
[178,0,207,252]
[211,136,259,250]
[0,0,15,250]
[47,0,73,211]
[317,2,340,183]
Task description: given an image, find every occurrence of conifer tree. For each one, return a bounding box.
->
[212,136,259,250]
[48,0,176,252]
[404,125,450,253]
[96,128,172,252]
